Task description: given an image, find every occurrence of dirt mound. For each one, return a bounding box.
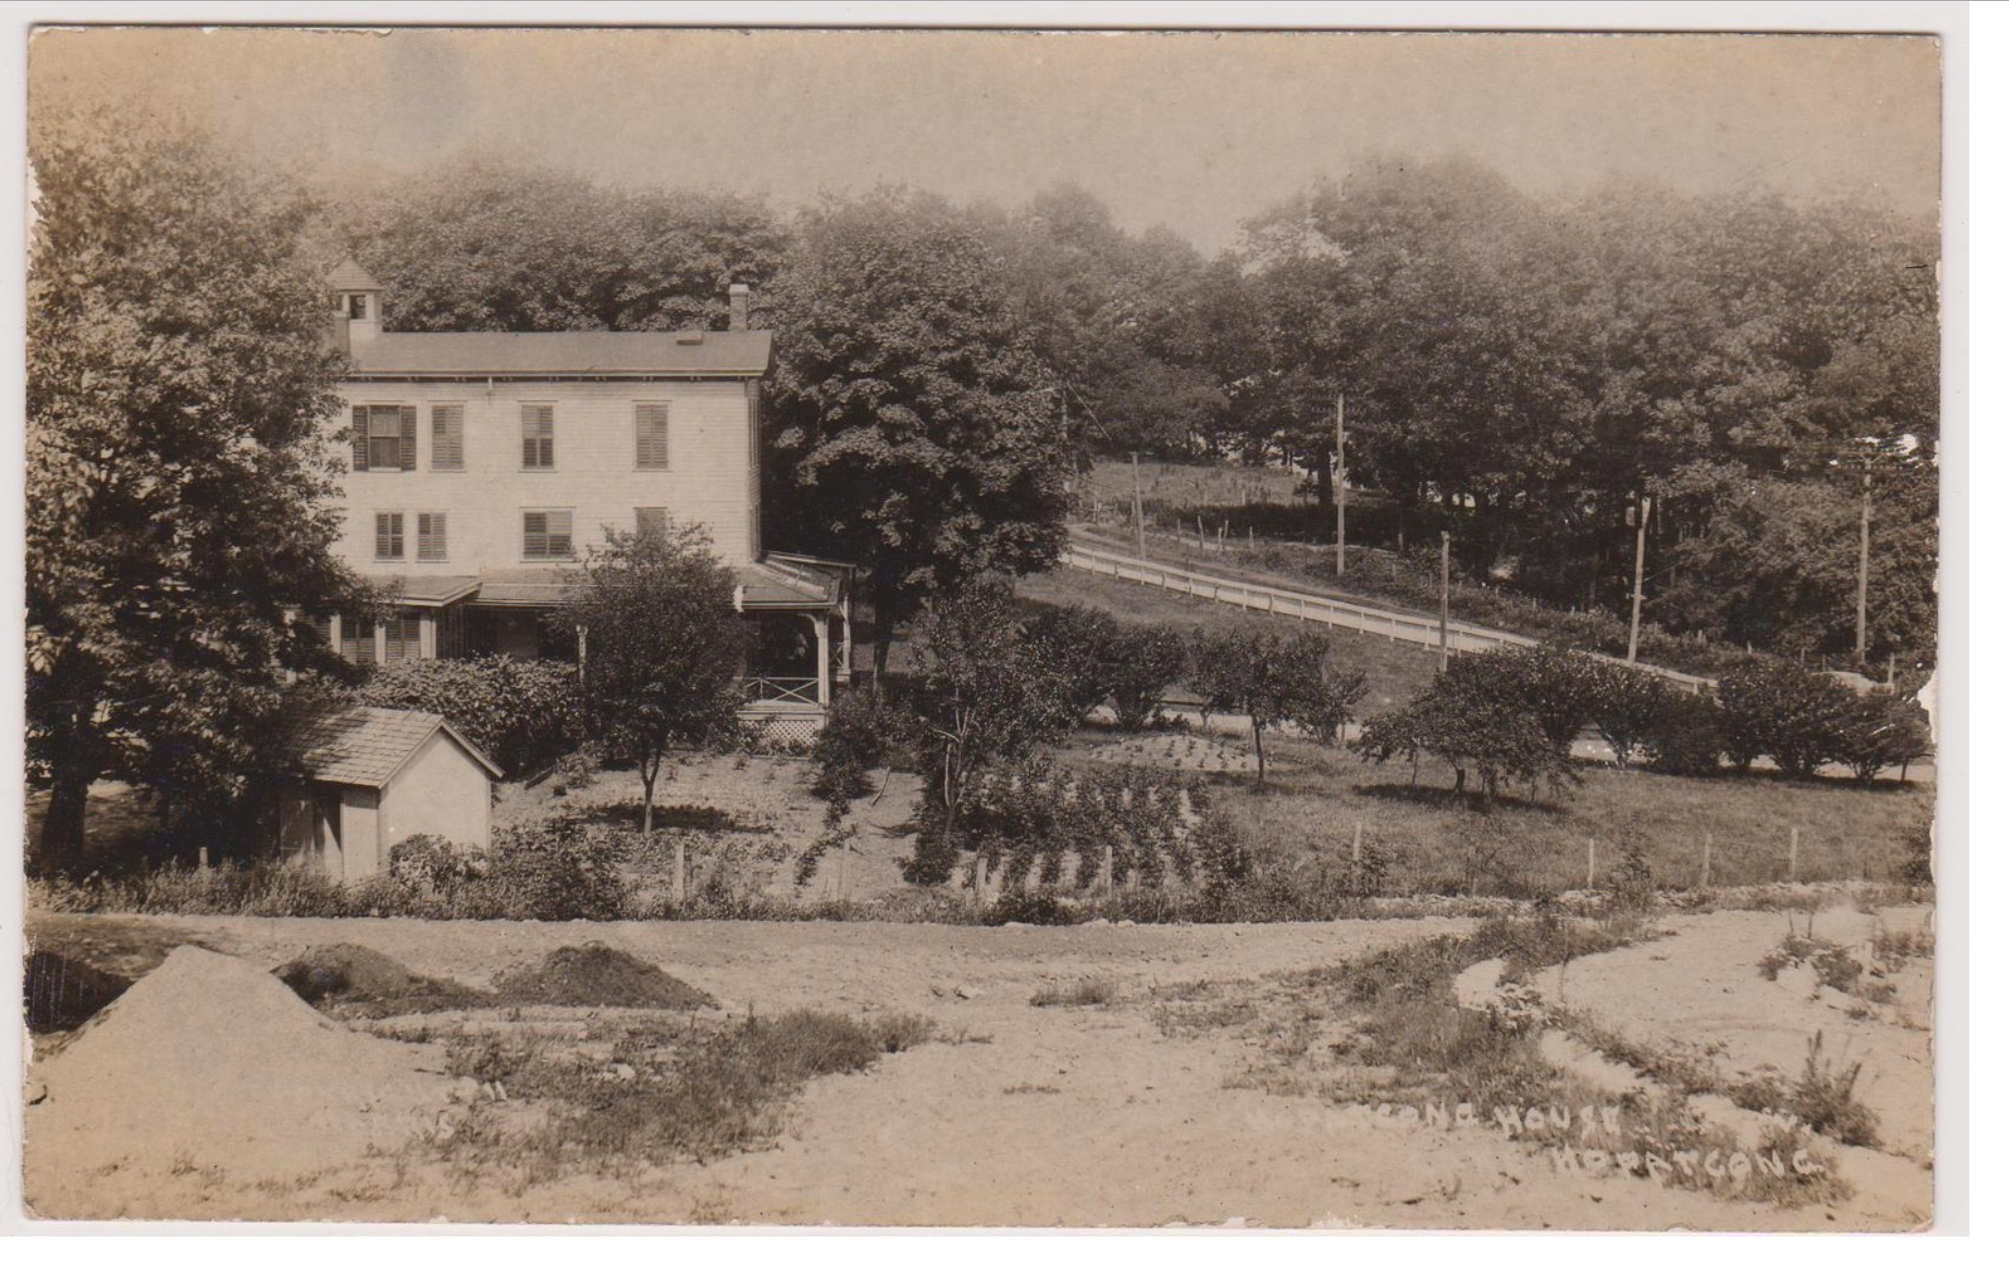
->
[494,943,715,1010]
[274,943,490,1014]
[25,951,133,1034]
[24,945,458,1216]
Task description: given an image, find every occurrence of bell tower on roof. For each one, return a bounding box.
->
[328,259,384,343]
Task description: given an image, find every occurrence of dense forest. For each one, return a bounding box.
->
[327,154,1939,672]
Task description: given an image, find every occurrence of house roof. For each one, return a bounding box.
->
[328,260,383,292]
[287,706,502,788]
[347,330,773,378]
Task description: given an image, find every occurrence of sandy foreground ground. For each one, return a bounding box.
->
[22,907,1934,1230]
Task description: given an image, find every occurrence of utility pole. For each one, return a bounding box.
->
[1627,495,1651,665]
[1334,394,1347,579]
[1438,531,1451,672]
[1856,451,1872,665]
[1130,451,1145,558]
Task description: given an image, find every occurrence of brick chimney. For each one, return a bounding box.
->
[728,282,751,332]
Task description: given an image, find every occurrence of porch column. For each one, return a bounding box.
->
[419,612,438,660]
[816,612,832,707]
[836,593,853,683]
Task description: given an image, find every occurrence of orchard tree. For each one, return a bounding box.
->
[1715,659,1854,778]
[1831,692,1934,784]
[1188,628,1344,786]
[902,576,1073,885]
[27,117,365,870]
[1106,624,1190,731]
[555,522,749,832]
[766,188,1072,676]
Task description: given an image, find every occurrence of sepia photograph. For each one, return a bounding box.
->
[11,9,1959,1234]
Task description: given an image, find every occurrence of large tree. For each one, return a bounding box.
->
[766,188,1072,675]
[332,157,790,333]
[27,118,364,869]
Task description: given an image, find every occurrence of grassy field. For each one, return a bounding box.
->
[1161,731,1933,899]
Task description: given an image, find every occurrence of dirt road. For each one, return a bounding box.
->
[22,909,1933,1229]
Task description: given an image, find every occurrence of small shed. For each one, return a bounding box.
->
[274,706,502,883]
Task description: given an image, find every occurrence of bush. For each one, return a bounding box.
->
[1645,692,1724,776]
[1022,604,1123,722]
[1589,663,1669,769]
[463,821,628,920]
[810,687,907,802]
[1104,624,1189,731]
[1831,691,1933,783]
[1716,660,1853,777]
[359,657,583,778]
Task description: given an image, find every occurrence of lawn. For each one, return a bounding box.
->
[1158,730,1933,898]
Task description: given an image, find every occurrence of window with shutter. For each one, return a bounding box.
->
[374,512,405,560]
[417,512,448,561]
[521,404,555,469]
[398,405,418,471]
[350,406,370,471]
[382,611,421,663]
[339,613,375,666]
[523,509,574,560]
[364,405,407,471]
[430,404,464,470]
[635,403,670,470]
[636,507,668,539]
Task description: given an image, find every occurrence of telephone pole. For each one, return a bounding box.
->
[1855,452,1872,665]
[1334,394,1347,578]
[1438,531,1451,672]
[1627,495,1652,665]
[1130,451,1145,558]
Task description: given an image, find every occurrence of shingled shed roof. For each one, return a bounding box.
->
[287,706,501,789]
[348,330,773,378]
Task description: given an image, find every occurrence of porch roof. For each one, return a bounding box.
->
[452,558,846,611]
[364,574,483,607]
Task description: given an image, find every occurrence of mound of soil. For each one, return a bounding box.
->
[273,943,490,1014]
[25,951,133,1034]
[25,945,458,1207]
[493,943,716,1010]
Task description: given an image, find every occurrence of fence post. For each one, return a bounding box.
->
[1788,827,1799,882]
[1100,845,1115,897]
[674,837,687,905]
[1351,819,1364,875]
[1586,837,1597,890]
[1700,831,1712,889]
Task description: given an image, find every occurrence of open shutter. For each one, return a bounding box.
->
[431,405,464,470]
[351,405,369,471]
[399,405,418,471]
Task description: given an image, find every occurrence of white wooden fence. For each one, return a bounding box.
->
[1059,541,1716,694]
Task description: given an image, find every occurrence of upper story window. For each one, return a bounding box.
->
[374,512,405,560]
[417,512,448,562]
[635,403,670,470]
[523,509,573,561]
[430,405,464,471]
[347,294,369,320]
[521,404,555,470]
[351,405,416,472]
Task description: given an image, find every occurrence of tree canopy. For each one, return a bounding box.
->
[765,188,1072,673]
[27,116,366,869]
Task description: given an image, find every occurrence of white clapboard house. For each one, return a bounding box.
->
[315,261,852,739]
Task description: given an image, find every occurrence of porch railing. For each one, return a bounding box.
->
[743,675,822,706]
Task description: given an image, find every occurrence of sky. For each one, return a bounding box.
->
[28,25,1941,254]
